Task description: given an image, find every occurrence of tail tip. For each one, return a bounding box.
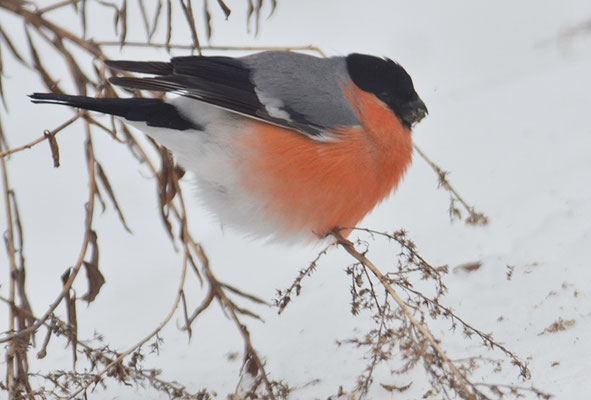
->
[29,93,46,103]
[28,93,69,104]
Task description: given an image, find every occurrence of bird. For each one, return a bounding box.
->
[30,51,427,241]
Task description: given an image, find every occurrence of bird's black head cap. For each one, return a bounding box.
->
[346,53,427,129]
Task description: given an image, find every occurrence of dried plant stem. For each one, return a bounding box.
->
[0,0,102,58]
[0,127,97,345]
[37,0,83,14]
[413,144,488,225]
[397,282,527,374]
[179,0,202,54]
[275,242,334,313]
[0,111,84,159]
[412,144,470,210]
[97,41,327,56]
[332,230,475,399]
[189,237,277,399]
[358,295,389,397]
[1,137,19,399]
[474,382,551,399]
[0,295,203,399]
[66,252,190,399]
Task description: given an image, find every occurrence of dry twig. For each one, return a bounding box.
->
[332,229,476,399]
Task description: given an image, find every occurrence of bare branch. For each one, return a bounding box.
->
[0,111,83,160]
[332,229,476,399]
[0,124,98,345]
[97,40,327,56]
[413,144,489,226]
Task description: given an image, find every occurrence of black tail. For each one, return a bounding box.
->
[29,93,200,131]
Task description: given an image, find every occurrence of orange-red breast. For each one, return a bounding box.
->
[30,51,427,241]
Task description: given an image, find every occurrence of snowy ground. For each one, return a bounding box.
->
[1,0,591,399]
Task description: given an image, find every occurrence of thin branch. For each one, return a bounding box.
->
[96,40,327,56]
[0,111,84,159]
[0,125,97,345]
[66,251,190,399]
[357,294,389,397]
[178,0,202,54]
[473,382,552,399]
[413,144,489,226]
[0,294,206,399]
[275,243,334,313]
[1,125,19,400]
[396,280,528,377]
[332,229,476,400]
[190,239,277,400]
[37,0,84,15]
[184,287,215,326]
[0,0,102,58]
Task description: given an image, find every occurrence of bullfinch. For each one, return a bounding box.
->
[30,51,427,241]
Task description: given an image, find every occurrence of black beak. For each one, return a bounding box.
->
[401,98,428,128]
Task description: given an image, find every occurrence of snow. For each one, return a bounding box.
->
[1,0,591,399]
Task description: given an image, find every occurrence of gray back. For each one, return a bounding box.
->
[242,52,360,130]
